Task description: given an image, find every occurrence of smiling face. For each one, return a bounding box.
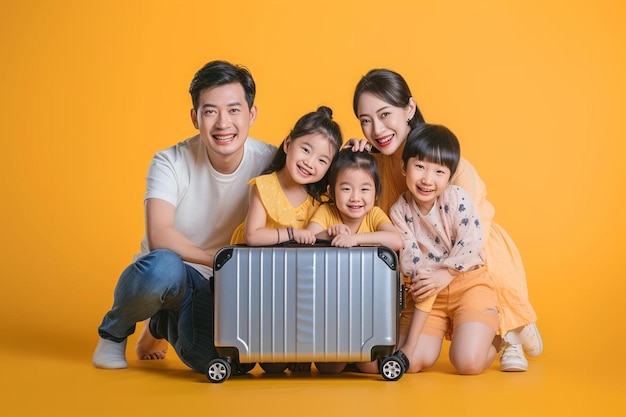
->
[283,133,335,185]
[356,92,415,156]
[403,157,451,214]
[331,167,376,222]
[190,82,256,169]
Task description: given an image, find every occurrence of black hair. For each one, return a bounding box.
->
[327,149,382,201]
[402,124,461,177]
[353,68,425,129]
[188,60,256,111]
[264,106,343,202]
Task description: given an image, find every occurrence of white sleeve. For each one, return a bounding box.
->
[145,150,186,207]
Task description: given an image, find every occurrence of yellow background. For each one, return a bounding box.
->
[1,0,624,415]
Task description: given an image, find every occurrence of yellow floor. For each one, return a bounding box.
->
[1,324,623,417]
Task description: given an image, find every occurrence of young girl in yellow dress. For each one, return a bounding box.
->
[230,105,343,374]
[230,105,343,246]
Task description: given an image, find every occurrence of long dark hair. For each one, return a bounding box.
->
[353,68,425,129]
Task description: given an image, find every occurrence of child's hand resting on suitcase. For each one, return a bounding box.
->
[326,224,359,248]
[293,228,317,245]
[327,224,351,237]
[330,233,359,248]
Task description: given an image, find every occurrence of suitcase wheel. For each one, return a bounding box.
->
[233,362,256,375]
[379,350,408,381]
[259,362,289,373]
[287,362,312,372]
[206,358,232,383]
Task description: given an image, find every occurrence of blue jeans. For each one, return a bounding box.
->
[97,249,217,373]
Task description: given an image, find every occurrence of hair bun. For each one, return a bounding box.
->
[317,105,333,119]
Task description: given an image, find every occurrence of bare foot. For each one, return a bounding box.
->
[136,319,169,360]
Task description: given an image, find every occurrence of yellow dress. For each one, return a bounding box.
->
[375,153,536,335]
[230,172,321,244]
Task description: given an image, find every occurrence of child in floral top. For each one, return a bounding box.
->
[389,124,500,375]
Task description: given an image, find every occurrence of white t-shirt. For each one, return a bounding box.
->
[135,134,276,279]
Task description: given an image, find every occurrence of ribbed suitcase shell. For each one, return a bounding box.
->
[213,245,402,364]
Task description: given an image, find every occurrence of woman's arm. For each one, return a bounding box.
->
[450,158,495,243]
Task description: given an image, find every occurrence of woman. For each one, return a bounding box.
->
[348,68,542,372]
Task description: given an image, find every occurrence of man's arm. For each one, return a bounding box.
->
[145,198,215,267]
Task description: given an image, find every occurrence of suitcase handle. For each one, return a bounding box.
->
[274,238,333,247]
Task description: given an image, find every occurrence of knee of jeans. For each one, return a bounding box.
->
[148,248,182,264]
[136,250,186,287]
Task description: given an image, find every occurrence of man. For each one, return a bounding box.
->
[92,60,276,373]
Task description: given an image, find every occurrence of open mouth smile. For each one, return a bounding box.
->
[417,186,434,195]
[212,133,236,143]
[375,134,394,147]
[297,165,313,177]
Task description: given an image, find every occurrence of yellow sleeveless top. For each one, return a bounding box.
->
[230,172,321,244]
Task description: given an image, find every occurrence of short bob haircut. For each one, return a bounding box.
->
[402,124,461,178]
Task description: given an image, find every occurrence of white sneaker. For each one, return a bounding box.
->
[92,337,128,369]
[500,343,528,372]
[505,323,543,358]
[520,323,543,357]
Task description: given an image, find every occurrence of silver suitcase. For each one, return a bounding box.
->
[206,244,406,382]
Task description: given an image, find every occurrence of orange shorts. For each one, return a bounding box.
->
[399,266,500,340]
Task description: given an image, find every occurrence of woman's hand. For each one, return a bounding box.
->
[342,138,372,152]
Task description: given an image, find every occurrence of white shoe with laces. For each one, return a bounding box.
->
[504,323,543,358]
[500,343,528,372]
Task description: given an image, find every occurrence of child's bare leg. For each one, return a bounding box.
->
[449,321,497,375]
[397,313,420,353]
[394,309,442,373]
[136,319,169,360]
[396,309,428,358]
[402,334,442,373]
